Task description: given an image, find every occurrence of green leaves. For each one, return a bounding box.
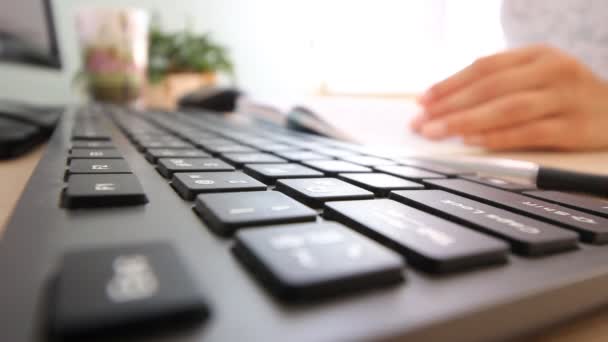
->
[147,20,234,83]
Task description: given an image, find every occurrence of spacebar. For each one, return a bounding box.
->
[425,179,608,244]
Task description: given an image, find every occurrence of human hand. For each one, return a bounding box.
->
[411,45,608,151]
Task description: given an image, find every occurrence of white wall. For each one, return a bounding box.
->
[0,0,504,104]
[0,0,323,104]
[0,0,223,104]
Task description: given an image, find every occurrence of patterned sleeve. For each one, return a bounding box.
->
[501,0,608,79]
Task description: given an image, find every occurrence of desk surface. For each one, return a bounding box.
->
[1,135,608,341]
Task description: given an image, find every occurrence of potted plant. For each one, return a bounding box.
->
[74,8,150,104]
[144,19,234,109]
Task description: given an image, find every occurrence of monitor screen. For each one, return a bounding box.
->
[0,0,61,68]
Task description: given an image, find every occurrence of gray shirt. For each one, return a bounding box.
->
[501,0,608,79]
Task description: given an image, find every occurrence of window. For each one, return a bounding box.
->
[314,0,505,94]
[208,0,505,97]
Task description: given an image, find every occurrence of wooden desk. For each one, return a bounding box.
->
[0,145,45,231]
[1,140,607,341]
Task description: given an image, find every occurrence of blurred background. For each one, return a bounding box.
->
[0,0,505,105]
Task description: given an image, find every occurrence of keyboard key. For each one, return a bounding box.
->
[395,158,475,177]
[194,138,236,149]
[324,199,508,272]
[255,143,296,152]
[340,155,397,167]
[375,165,445,181]
[72,128,111,141]
[461,175,536,191]
[63,174,148,208]
[194,191,317,235]
[274,150,330,162]
[134,135,179,141]
[138,140,194,151]
[157,158,234,178]
[124,128,165,137]
[338,173,424,196]
[288,141,328,150]
[67,159,131,176]
[221,153,287,166]
[132,134,177,142]
[426,179,608,244]
[71,141,114,149]
[69,148,122,160]
[303,160,372,176]
[145,149,210,163]
[205,144,258,154]
[275,178,374,208]
[390,190,578,256]
[524,191,608,218]
[311,147,359,158]
[50,243,209,340]
[180,132,218,143]
[171,172,266,200]
[244,163,324,184]
[133,135,181,145]
[233,222,404,299]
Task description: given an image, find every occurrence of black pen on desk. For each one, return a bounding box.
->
[418,156,608,197]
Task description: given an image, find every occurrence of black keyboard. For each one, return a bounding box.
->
[3,104,608,342]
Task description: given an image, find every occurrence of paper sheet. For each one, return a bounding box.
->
[238,95,465,156]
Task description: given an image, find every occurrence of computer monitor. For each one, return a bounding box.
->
[0,0,61,68]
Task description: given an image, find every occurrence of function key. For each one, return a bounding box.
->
[194,191,317,235]
[63,174,148,208]
[221,153,287,166]
[157,158,234,178]
[233,222,404,300]
[324,199,508,273]
[390,190,578,256]
[524,191,608,218]
[275,178,374,208]
[145,149,210,164]
[338,173,424,196]
[69,148,122,160]
[67,159,131,176]
[426,179,608,244]
[171,172,266,200]
[244,163,323,184]
[375,165,445,181]
[50,243,209,340]
[303,160,372,176]
[461,175,536,191]
[71,141,114,149]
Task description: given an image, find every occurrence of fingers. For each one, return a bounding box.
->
[463,116,571,151]
[411,45,547,132]
[418,89,561,139]
[420,45,542,105]
[411,44,608,151]
[423,61,553,118]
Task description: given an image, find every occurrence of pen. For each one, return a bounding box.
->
[417,156,608,197]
